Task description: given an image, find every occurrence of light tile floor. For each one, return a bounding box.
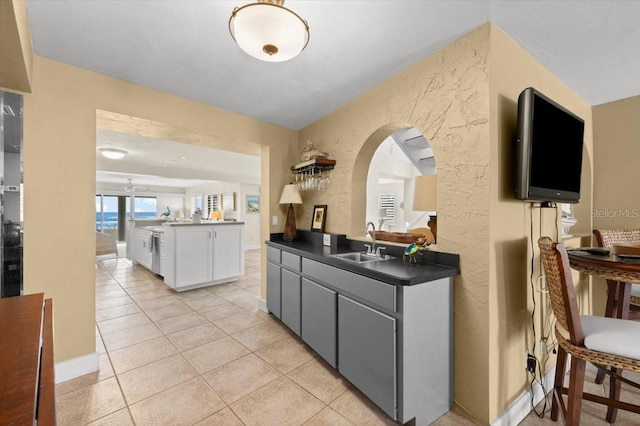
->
[56,250,640,425]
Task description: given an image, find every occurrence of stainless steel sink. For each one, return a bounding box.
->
[331,252,393,264]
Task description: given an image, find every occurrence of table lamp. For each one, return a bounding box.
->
[209,211,222,221]
[279,184,303,241]
[413,175,438,243]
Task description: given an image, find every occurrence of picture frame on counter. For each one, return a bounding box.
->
[311,205,327,232]
[246,195,260,213]
[222,192,236,211]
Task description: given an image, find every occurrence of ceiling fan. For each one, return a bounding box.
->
[124,178,148,193]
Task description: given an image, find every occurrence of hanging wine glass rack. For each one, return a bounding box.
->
[291,158,336,192]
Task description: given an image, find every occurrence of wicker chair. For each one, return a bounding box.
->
[593,229,640,320]
[538,237,640,424]
[96,231,118,257]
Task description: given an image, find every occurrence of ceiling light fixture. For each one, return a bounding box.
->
[98,148,127,160]
[229,0,309,62]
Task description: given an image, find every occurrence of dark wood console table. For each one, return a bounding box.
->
[0,293,56,424]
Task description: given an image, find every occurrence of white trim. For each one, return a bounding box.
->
[55,352,100,384]
[245,244,260,250]
[490,367,555,426]
[258,298,268,313]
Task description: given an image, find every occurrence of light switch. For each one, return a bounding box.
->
[272,215,278,226]
[323,233,331,246]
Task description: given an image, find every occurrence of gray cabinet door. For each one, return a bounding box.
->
[266,261,281,319]
[301,278,337,367]
[281,269,301,336]
[338,295,397,419]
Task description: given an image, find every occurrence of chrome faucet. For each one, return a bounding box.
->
[365,222,376,255]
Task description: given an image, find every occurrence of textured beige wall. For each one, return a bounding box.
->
[299,25,493,422]
[488,26,593,420]
[0,0,33,91]
[22,56,297,362]
[592,96,640,230]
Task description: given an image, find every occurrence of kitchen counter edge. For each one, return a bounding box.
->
[266,239,459,286]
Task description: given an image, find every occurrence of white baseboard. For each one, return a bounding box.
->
[245,244,260,250]
[55,352,100,384]
[490,367,555,426]
[257,298,268,313]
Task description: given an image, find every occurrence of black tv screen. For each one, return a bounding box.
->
[514,87,585,203]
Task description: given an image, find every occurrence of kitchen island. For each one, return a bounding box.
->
[130,220,244,292]
[266,231,459,426]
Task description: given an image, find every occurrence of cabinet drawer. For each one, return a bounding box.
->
[267,246,281,263]
[281,251,301,272]
[302,258,396,312]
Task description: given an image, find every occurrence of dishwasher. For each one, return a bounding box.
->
[150,230,163,275]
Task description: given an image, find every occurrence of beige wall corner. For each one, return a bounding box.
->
[592,95,640,230]
[299,24,493,422]
[23,56,296,363]
[487,23,593,421]
[0,0,33,92]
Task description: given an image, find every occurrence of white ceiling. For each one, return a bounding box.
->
[26,0,640,187]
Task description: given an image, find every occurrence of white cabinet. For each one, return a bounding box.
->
[213,225,244,281]
[162,223,244,292]
[135,229,153,270]
[175,227,212,288]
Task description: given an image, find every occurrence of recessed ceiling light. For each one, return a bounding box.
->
[161,163,168,167]
[98,148,127,160]
[180,156,187,160]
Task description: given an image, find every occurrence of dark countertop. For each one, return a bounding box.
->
[266,234,459,286]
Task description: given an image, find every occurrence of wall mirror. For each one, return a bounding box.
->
[1,90,24,297]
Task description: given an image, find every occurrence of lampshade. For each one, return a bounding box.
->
[209,211,222,220]
[413,175,437,212]
[279,184,302,205]
[98,148,127,160]
[229,0,309,62]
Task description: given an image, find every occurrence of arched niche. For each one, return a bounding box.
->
[349,124,438,238]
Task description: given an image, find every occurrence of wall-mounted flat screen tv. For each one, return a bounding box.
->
[514,87,585,203]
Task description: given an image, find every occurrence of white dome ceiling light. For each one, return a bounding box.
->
[229,0,309,62]
[98,148,128,160]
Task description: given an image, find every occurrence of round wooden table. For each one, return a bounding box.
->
[567,249,640,319]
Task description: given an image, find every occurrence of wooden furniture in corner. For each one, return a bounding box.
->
[0,293,56,425]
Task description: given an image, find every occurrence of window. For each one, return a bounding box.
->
[379,194,396,226]
[192,195,203,213]
[206,194,220,217]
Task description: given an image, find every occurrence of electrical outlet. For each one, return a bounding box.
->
[323,233,331,246]
[527,353,537,374]
[272,215,278,226]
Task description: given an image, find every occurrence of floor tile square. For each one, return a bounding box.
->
[145,301,193,321]
[195,407,244,425]
[98,312,152,335]
[330,388,397,426]
[129,377,225,426]
[154,311,209,335]
[109,336,178,374]
[167,323,227,352]
[56,377,126,425]
[230,376,324,426]
[183,336,250,374]
[118,354,198,404]
[101,323,163,352]
[213,310,266,334]
[96,303,142,322]
[199,302,244,322]
[96,295,135,311]
[86,408,134,426]
[255,337,315,374]
[202,353,281,404]
[304,407,354,426]
[231,321,290,351]
[287,357,350,404]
